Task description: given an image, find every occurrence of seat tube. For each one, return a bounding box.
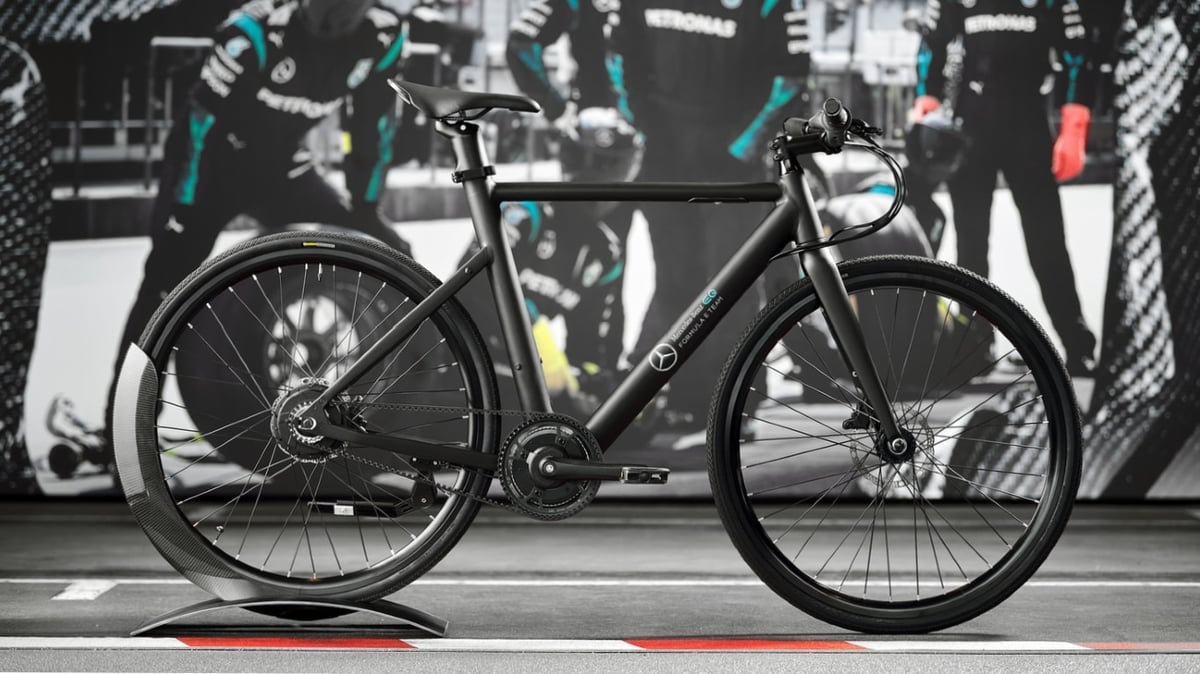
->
[440,120,552,413]
[784,170,901,440]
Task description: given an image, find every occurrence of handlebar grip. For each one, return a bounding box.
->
[782,98,853,155]
[815,97,850,151]
[821,97,850,132]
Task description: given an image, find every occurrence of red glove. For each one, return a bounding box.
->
[910,95,941,123]
[1052,103,1091,183]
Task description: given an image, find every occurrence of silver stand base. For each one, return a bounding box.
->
[130,597,448,637]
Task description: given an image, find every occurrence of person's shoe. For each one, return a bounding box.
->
[1061,321,1097,379]
[1065,353,1096,378]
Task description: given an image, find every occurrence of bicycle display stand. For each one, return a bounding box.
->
[130,597,448,637]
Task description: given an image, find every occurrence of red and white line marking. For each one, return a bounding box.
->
[0,637,1197,652]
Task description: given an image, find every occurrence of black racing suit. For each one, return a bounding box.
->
[610,0,811,425]
[507,0,635,375]
[108,0,410,431]
[918,0,1096,363]
[507,0,616,121]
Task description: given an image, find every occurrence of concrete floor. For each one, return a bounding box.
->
[0,500,1197,671]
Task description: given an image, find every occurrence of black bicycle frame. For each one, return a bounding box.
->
[311,119,902,464]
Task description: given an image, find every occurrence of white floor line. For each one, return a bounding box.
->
[0,637,186,650]
[51,580,117,601]
[0,578,189,585]
[850,640,1090,652]
[3,577,1200,589]
[403,638,641,652]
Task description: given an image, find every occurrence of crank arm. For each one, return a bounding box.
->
[315,422,498,472]
[538,456,670,485]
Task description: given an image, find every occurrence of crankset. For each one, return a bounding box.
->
[500,415,602,521]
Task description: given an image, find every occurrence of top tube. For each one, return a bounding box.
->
[491,181,782,204]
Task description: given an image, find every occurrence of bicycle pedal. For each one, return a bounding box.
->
[618,466,670,485]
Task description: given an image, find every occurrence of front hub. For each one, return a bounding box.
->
[878,429,919,464]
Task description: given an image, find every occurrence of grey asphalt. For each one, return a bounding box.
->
[0,500,1197,672]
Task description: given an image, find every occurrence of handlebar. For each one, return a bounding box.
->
[771,98,906,258]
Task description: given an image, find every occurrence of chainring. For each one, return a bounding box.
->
[500,414,601,521]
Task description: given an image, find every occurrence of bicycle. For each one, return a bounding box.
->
[112,80,1082,634]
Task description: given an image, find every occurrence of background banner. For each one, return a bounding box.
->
[1079,0,1200,498]
[0,0,1194,499]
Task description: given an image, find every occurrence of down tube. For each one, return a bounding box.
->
[587,198,799,450]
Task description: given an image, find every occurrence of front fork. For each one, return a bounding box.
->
[783,170,907,456]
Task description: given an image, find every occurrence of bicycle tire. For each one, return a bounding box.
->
[114,231,500,603]
[708,255,1081,633]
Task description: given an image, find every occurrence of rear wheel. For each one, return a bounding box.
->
[708,256,1081,632]
[117,231,499,603]
[172,256,419,472]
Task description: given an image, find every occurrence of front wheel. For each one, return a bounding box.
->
[708,256,1081,633]
[115,231,500,604]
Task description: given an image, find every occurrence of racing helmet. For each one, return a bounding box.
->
[905,110,969,185]
[300,0,375,39]
[560,107,645,183]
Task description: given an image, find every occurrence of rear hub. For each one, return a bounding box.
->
[270,378,362,463]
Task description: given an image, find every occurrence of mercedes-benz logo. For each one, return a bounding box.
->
[648,343,678,372]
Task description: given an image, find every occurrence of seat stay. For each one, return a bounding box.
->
[309,245,494,410]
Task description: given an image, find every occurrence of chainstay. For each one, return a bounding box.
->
[338,449,521,512]
[334,399,561,514]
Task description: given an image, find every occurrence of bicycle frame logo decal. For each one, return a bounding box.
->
[669,289,725,348]
[648,343,679,372]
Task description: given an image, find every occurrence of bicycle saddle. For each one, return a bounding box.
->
[389,79,540,120]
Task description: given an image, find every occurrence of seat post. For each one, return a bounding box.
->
[435,119,553,414]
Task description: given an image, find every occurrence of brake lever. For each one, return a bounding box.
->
[849,118,884,138]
